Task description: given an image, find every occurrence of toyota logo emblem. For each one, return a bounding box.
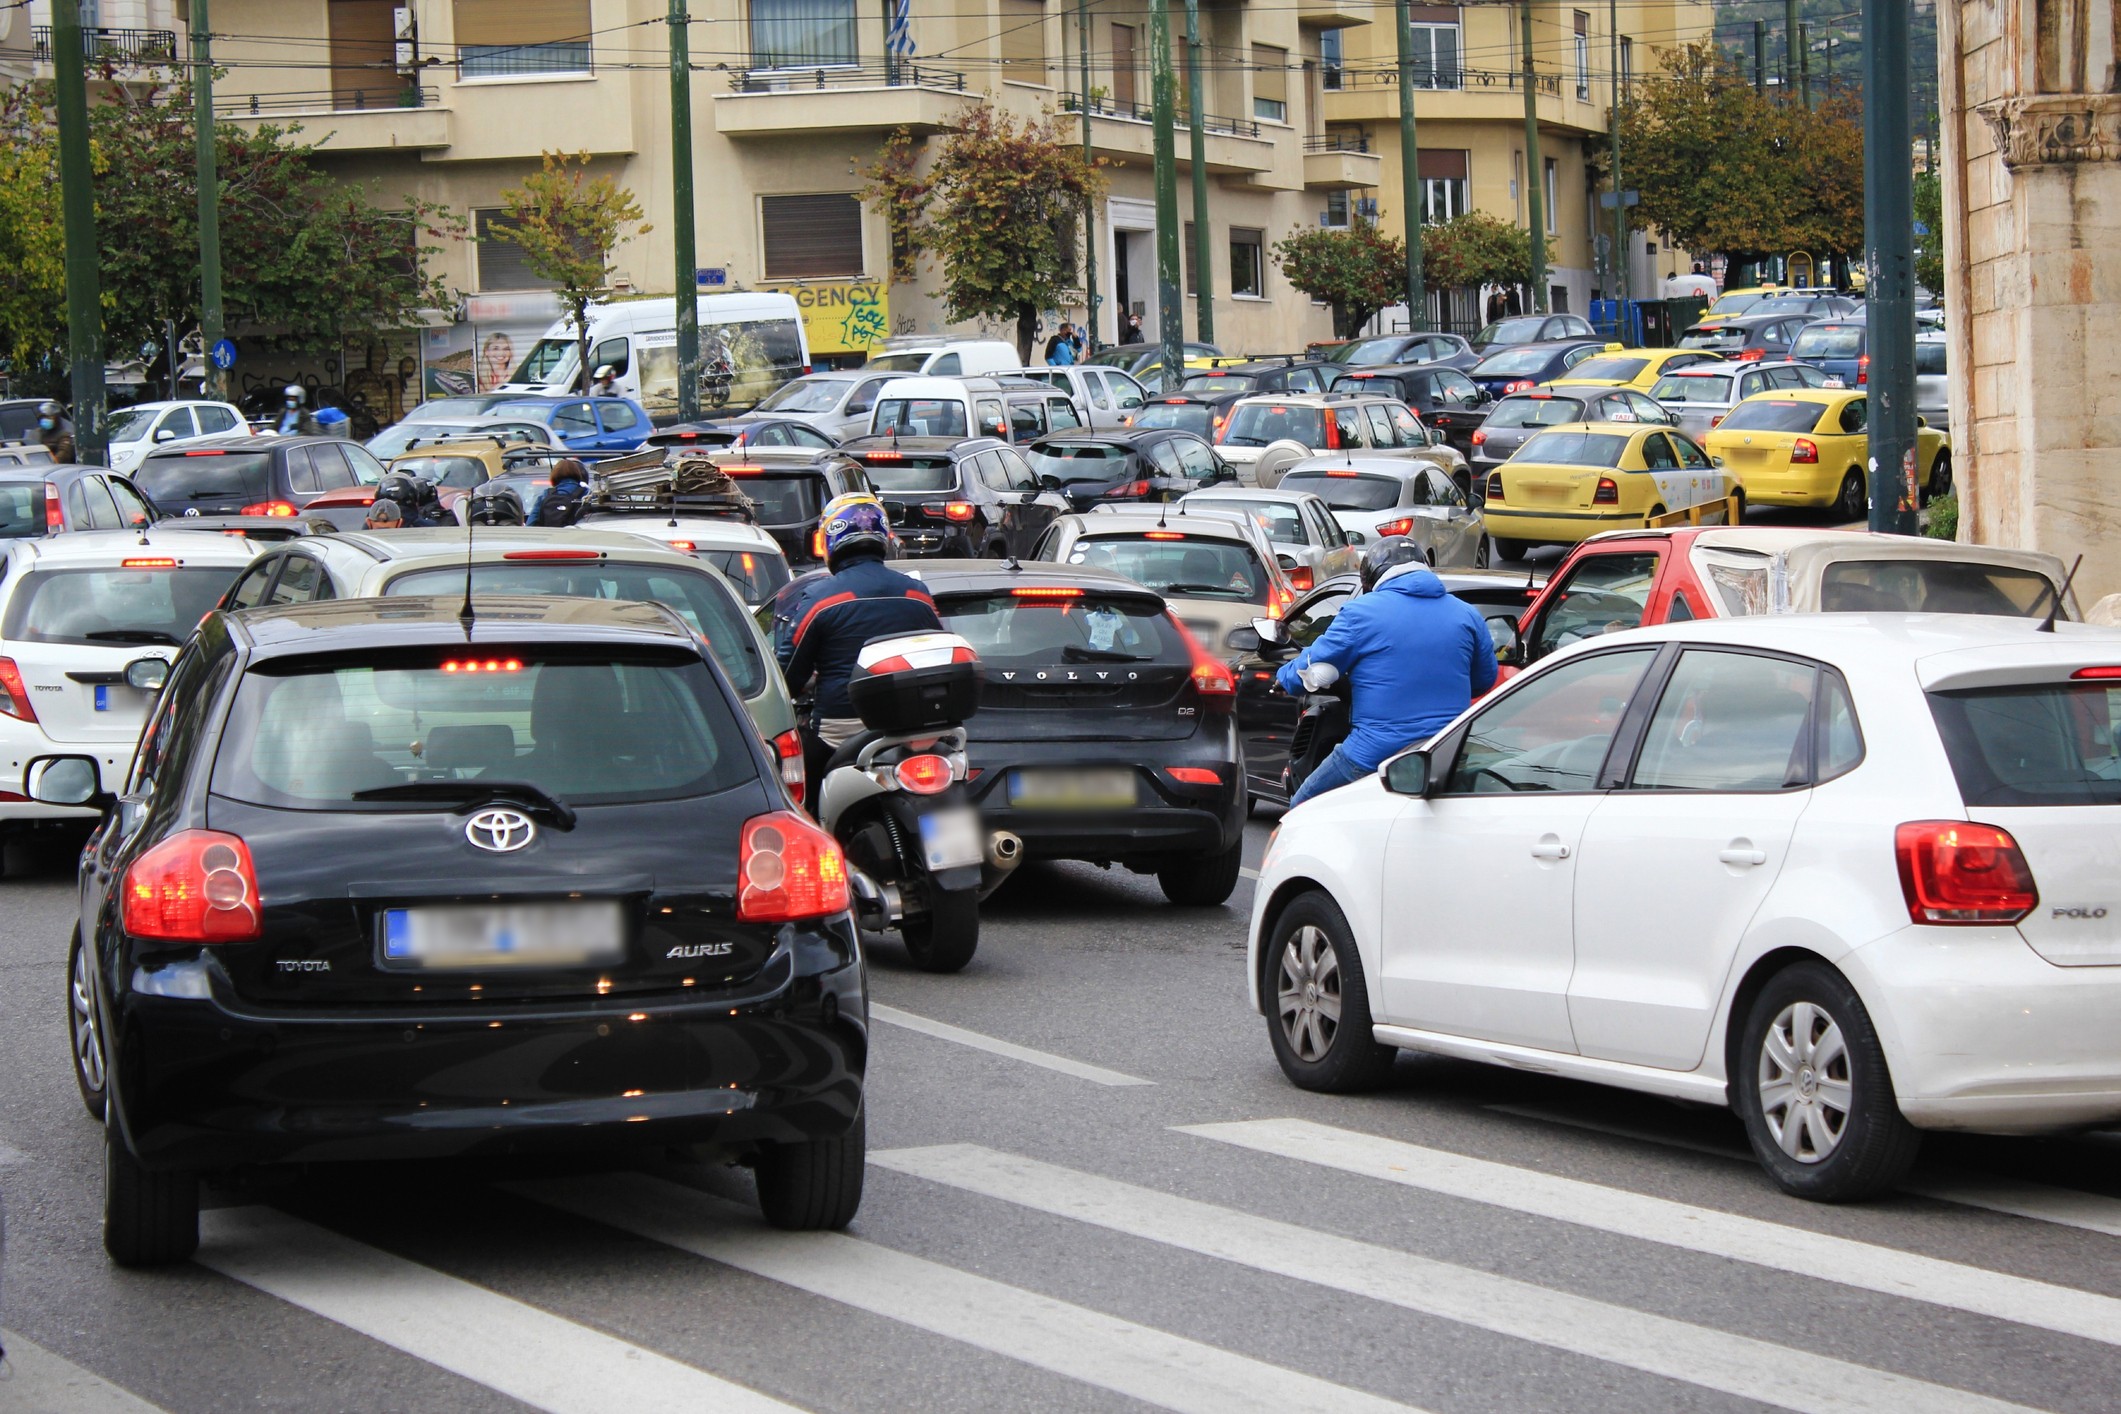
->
[464,808,536,853]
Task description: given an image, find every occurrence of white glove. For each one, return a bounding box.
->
[1297,660,1341,691]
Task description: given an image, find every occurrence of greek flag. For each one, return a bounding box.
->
[887,0,916,58]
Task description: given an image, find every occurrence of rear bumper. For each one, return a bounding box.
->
[963,733,1244,864]
[1481,505,1644,543]
[1732,466,1840,508]
[105,920,867,1170]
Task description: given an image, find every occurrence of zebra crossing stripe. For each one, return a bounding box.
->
[0,1329,167,1414]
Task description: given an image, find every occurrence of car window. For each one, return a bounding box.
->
[109,478,155,527]
[1009,400,1049,440]
[1440,372,1479,405]
[1308,502,1345,546]
[591,338,630,377]
[1641,433,1679,470]
[552,402,596,435]
[1389,405,1426,445]
[224,559,279,610]
[848,378,888,415]
[1287,368,1326,394]
[882,398,974,439]
[285,448,321,496]
[1109,373,1147,410]
[310,443,359,490]
[1529,551,1661,660]
[1673,434,1712,470]
[1081,373,1110,409]
[1048,397,1083,431]
[1364,403,1398,447]
[993,447,1040,491]
[1839,397,1868,434]
[1284,590,1349,647]
[78,477,121,529]
[790,425,834,448]
[1443,648,1658,793]
[1333,405,1368,448]
[750,425,790,447]
[1625,392,1666,423]
[600,402,640,432]
[1404,472,1437,507]
[1629,650,1818,792]
[1173,437,1222,481]
[265,554,333,607]
[197,405,240,435]
[929,353,962,376]
[156,408,199,441]
[1561,345,1602,369]
[1145,439,1185,477]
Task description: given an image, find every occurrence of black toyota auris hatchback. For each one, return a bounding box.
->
[43,595,866,1265]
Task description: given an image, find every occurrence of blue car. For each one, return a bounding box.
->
[1464,338,1608,400]
[1788,318,1869,389]
[485,394,652,451]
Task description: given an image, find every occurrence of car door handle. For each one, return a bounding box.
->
[1719,844,1768,867]
[1530,836,1571,861]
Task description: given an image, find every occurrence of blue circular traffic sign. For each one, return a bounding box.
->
[210,338,237,370]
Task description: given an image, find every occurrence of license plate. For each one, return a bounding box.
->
[1008,768,1137,810]
[381,901,625,970]
[1823,375,1847,388]
[917,809,985,870]
[94,684,110,712]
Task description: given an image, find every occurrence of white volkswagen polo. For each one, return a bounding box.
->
[1249,612,2121,1200]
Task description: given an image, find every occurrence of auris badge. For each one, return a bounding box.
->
[465,807,536,853]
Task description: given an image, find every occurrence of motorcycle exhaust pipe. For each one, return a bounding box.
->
[979,830,1024,899]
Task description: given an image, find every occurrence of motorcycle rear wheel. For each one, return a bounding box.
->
[900,887,979,973]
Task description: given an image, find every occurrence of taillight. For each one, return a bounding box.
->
[1108,480,1149,499]
[1374,517,1415,538]
[1894,821,2037,925]
[44,482,63,532]
[1470,428,1487,447]
[669,539,697,552]
[1164,766,1222,786]
[1322,417,1340,450]
[502,549,601,561]
[122,829,261,942]
[1790,438,1819,464]
[811,527,827,559]
[1736,348,1765,361]
[1287,565,1313,592]
[943,501,976,522]
[1485,472,1503,502]
[1708,414,1725,429]
[1504,380,1533,394]
[772,728,806,808]
[737,811,850,922]
[241,501,298,517]
[0,657,37,723]
[894,754,954,794]
[1172,615,1235,699]
[1857,353,1869,385]
[1592,477,1619,504]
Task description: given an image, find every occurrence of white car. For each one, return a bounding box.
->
[103,400,249,473]
[1009,366,1153,430]
[1275,456,1490,569]
[574,513,791,607]
[0,530,262,847]
[1215,391,1468,490]
[1248,612,2121,1201]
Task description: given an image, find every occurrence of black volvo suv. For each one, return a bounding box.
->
[40,595,867,1265]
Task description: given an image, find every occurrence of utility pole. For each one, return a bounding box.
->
[1607,0,1625,324]
[53,0,104,464]
[193,0,224,403]
[1784,0,1797,94]
[1753,20,1765,92]
[669,0,700,421]
[1519,1,1547,313]
[1824,34,1833,98]
[1149,0,1183,388]
[1800,23,1811,108]
[1078,0,1097,348]
[1861,0,1916,534]
[1394,0,1424,331]
[1183,0,1212,343]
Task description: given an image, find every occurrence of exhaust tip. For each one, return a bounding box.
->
[986,830,1024,869]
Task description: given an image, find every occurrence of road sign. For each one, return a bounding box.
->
[209,338,237,370]
[1912,221,1930,236]
[696,268,727,289]
[1598,190,1640,210]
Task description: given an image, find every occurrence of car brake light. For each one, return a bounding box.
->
[1708,414,1725,429]
[0,657,37,723]
[180,450,228,456]
[1470,428,1487,446]
[240,501,298,517]
[1145,530,1186,541]
[1164,766,1222,785]
[737,811,849,922]
[441,659,523,674]
[122,829,261,942]
[1504,380,1533,394]
[1287,565,1313,592]
[1857,353,1869,385]
[44,482,62,532]
[1592,477,1619,504]
[1790,437,1819,464]
[941,500,977,522]
[502,548,602,561]
[1374,517,1415,538]
[121,557,178,568]
[1736,348,1765,361]
[1894,821,2037,925]
[669,539,697,552]
[864,449,903,461]
[771,728,806,807]
[894,754,954,794]
[811,527,827,559]
[2072,666,2121,679]
[1485,472,1503,502]
[1011,586,1082,598]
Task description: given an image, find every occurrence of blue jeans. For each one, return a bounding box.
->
[1289,742,1373,807]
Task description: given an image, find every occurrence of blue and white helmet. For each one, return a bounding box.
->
[820,493,890,568]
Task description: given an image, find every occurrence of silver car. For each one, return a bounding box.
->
[1470,387,1675,474]
[1645,359,1828,441]
[1276,455,1490,569]
[1915,333,1949,428]
[1175,485,1365,592]
[1010,366,1153,430]
[737,370,899,441]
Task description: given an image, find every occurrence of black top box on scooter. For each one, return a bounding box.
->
[848,632,981,732]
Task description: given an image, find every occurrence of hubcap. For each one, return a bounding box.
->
[1276,925,1342,1063]
[72,942,105,1096]
[1757,1001,1851,1164]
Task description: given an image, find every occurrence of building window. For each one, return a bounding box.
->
[1230,228,1264,297]
[1323,190,1349,227]
[1320,28,1343,90]
[1545,157,1558,234]
[750,0,857,70]
[761,194,864,279]
[1574,11,1590,99]
[1619,36,1633,99]
[999,0,1046,77]
[1252,45,1287,122]
[1183,222,1201,295]
[1551,285,1570,313]
[1419,148,1470,225]
[456,0,592,78]
[474,208,576,291]
[1407,6,1461,90]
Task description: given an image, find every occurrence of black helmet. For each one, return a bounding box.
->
[468,481,525,526]
[1359,533,1431,592]
[375,473,424,511]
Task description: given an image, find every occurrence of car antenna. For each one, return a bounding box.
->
[458,500,477,630]
[2037,553,2083,633]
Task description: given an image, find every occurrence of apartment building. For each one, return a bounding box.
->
[1321,0,1715,322]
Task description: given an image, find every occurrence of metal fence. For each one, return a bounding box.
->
[726,62,967,93]
[1060,91,1264,140]
[216,85,440,118]
[31,26,179,66]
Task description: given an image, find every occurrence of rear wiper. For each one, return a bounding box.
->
[1159,583,1241,597]
[351,779,578,829]
[83,629,181,645]
[1062,645,1152,662]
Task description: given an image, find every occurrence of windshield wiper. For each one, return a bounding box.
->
[84,629,181,645]
[351,779,577,829]
[1158,582,1243,597]
[1062,645,1153,662]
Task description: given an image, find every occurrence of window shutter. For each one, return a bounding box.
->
[762,194,864,279]
[455,0,589,47]
[1406,5,1460,23]
[474,209,550,291]
[1417,149,1469,180]
[999,0,1045,71]
[1253,44,1286,104]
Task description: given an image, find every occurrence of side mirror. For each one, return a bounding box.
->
[1485,616,1523,663]
[1710,455,1725,468]
[1381,747,1435,797]
[153,428,177,443]
[1214,461,1236,482]
[1276,553,1300,571]
[1250,615,1289,648]
[1039,474,1063,492]
[125,656,170,692]
[1916,415,1929,429]
[1226,627,1262,654]
[1344,529,1367,545]
[25,754,100,807]
[1477,389,1493,404]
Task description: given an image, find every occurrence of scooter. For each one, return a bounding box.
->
[1282,678,1352,802]
[815,632,1019,973]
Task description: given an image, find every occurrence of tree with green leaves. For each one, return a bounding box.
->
[1912,170,1943,295]
[497,152,650,392]
[1272,219,1405,339]
[1422,211,1553,298]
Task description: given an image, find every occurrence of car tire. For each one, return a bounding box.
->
[1493,537,1530,563]
[1733,961,1920,1202]
[1158,835,1244,906]
[900,886,979,973]
[1474,536,1491,569]
[1835,471,1866,523]
[1924,453,1953,505]
[103,1127,199,1267]
[69,930,107,1123]
[755,1105,865,1231]
[1263,892,1398,1092]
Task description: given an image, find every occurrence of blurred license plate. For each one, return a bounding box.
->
[1823,375,1847,388]
[1009,769,1136,809]
[917,809,985,870]
[382,902,624,969]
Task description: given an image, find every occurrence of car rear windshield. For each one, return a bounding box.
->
[1222,404,1325,448]
[1928,682,2121,806]
[755,378,853,413]
[1565,356,1651,382]
[1280,472,1401,512]
[864,353,931,372]
[1191,498,1307,543]
[1708,294,1765,316]
[1512,431,1631,466]
[724,472,821,526]
[0,482,49,538]
[1128,402,1216,436]
[938,591,1187,667]
[381,564,764,697]
[1,566,246,646]
[1471,347,1560,377]
[701,547,791,606]
[210,648,755,810]
[873,398,968,439]
[1476,318,1547,345]
[1180,373,1260,395]
[1916,341,1948,375]
[1027,442,1132,484]
[857,454,959,492]
[1485,395,1589,428]
[1679,326,1752,351]
[137,450,275,503]
[1792,326,1864,359]
[1068,534,1267,602]
[1715,400,1824,433]
[1815,560,2060,617]
[1650,374,1732,404]
[390,455,489,489]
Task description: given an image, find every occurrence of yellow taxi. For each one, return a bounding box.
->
[1481,421,1738,556]
[1694,284,1784,326]
[1547,346,1724,393]
[1702,389,1951,521]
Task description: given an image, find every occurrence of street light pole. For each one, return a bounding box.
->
[1394,0,1424,332]
[1607,0,1625,323]
[1183,0,1212,344]
[1519,1,1547,313]
[1862,0,1917,533]
[1078,0,1097,348]
[1149,0,1183,389]
[53,0,104,464]
[670,0,700,423]
[193,0,224,403]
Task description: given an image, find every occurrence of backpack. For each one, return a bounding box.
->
[536,483,587,527]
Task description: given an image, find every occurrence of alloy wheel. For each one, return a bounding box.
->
[1757,1001,1851,1163]
[1276,925,1342,1062]
[73,940,105,1096]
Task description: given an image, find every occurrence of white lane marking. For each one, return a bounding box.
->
[196,1208,796,1414]
[518,1173,1422,1414]
[1180,1119,2121,1350]
[0,1331,167,1413]
[1239,866,1260,880]
[870,1003,1152,1087]
[871,1144,2038,1414]
[0,1141,28,1168]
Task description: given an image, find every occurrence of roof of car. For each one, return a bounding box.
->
[575,516,782,554]
[894,558,1162,598]
[387,439,511,461]
[1029,428,1174,446]
[1180,485,1329,504]
[1281,456,1434,479]
[1057,507,1262,540]
[229,593,696,654]
[839,435,1000,457]
[139,435,346,456]
[1586,612,2116,663]
[2,527,265,566]
[310,526,707,567]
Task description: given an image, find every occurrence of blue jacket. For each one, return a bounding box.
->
[777,553,944,720]
[1275,567,1498,771]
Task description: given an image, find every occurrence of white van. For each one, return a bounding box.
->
[861,337,1023,378]
[867,377,1086,444]
[500,292,811,421]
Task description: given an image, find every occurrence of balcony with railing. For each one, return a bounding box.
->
[31,26,178,68]
[1321,62,1598,133]
[216,85,451,152]
[715,62,971,138]
[1058,91,1275,175]
[1302,130,1382,189]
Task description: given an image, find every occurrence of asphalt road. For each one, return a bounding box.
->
[3,819,2118,1414]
